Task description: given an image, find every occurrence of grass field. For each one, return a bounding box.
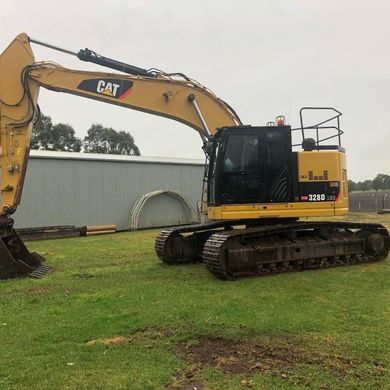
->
[0,213,389,389]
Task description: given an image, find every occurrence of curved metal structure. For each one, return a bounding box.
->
[129,190,197,231]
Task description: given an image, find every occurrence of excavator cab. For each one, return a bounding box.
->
[208,125,292,206]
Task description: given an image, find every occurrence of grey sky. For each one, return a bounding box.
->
[1,0,389,181]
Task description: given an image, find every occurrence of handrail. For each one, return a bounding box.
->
[291,107,343,149]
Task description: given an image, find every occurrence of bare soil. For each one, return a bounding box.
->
[175,335,387,386]
[86,336,130,346]
[27,285,53,295]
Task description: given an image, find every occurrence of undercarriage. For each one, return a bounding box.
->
[155,220,390,279]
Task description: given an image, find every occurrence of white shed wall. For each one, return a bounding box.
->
[12,151,205,230]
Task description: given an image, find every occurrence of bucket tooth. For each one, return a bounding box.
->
[0,229,51,279]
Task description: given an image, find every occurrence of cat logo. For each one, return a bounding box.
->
[96,80,120,97]
[77,78,133,100]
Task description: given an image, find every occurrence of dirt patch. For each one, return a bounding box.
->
[176,335,387,385]
[85,327,175,348]
[86,336,130,346]
[27,285,53,296]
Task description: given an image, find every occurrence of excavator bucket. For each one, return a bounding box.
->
[0,229,52,279]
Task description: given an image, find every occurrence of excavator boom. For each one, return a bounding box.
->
[0,33,240,220]
[0,33,239,278]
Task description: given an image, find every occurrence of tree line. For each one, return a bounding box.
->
[348,174,390,192]
[31,114,140,155]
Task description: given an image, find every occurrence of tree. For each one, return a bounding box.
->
[356,180,373,191]
[31,114,53,149]
[32,114,82,151]
[348,180,357,192]
[82,124,114,154]
[372,173,390,191]
[51,123,82,152]
[115,130,140,155]
[83,124,140,155]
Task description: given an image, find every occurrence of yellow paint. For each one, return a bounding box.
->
[208,201,348,220]
[298,150,344,182]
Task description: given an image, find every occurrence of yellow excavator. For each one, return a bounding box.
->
[0,33,388,279]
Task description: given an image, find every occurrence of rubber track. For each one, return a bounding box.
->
[202,221,389,279]
[155,220,236,264]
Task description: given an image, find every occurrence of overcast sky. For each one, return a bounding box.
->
[1,0,389,181]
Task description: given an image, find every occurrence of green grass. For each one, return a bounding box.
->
[0,213,389,389]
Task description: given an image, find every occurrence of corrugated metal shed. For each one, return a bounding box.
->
[13,150,205,230]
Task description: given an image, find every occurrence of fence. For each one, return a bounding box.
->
[349,191,390,212]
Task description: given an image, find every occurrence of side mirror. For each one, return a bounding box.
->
[202,141,214,157]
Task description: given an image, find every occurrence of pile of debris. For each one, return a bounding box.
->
[17,224,117,241]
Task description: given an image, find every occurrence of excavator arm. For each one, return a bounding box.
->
[0,33,240,278]
[0,33,240,218]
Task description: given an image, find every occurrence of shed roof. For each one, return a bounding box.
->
[29,150,205,166]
